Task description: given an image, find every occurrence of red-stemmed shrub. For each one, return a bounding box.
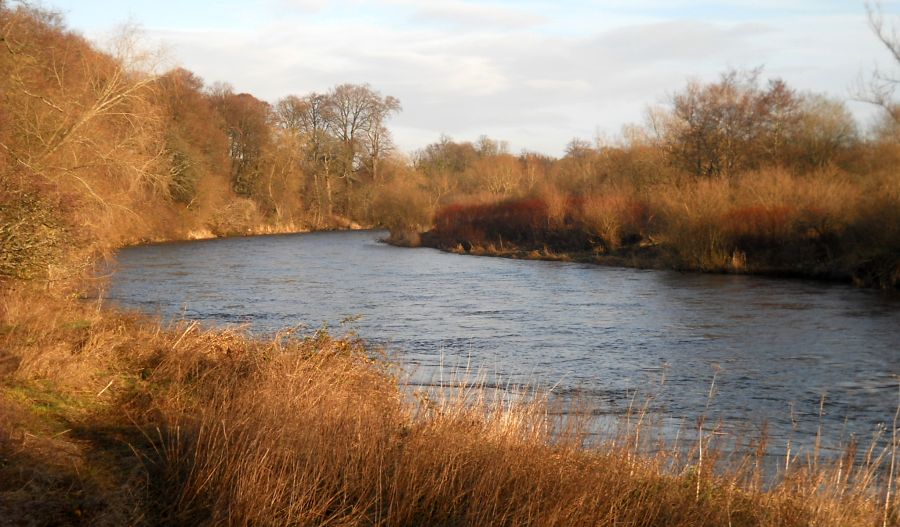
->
[432,198,551,247]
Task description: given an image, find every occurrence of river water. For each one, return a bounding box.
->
[106,230,900,452]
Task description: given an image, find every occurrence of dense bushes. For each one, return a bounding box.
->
[425,169,900,287]
[2,3,900,524]
[370,166,432,234]
[0,3,416,268]
[575,193,652,251]
[0,183,68,279]
[400,67,898,287]
[430,193,654,254]
[434,199,550,247]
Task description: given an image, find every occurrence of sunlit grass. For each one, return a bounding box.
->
[1,285,897,526]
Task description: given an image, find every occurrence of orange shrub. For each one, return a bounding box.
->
[721,205,796,242]
[574,193,651,250]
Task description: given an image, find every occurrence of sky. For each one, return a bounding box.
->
[43,0,900,156]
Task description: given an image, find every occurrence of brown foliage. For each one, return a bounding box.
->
[155,68,231,208]
[0,286,895,526]
[426,166,899,287]
[0,3,172,272]
[433,198,551,247]
[574,192,651,250]
[652,70,857,178]
[207,197,262,237]
[371,165,433,232]
[211,90,273,198]
[0,181,69,279]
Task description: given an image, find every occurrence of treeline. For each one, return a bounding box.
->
[165,76,402,231]
[402,72,900,288]
[2,2,899,287]
[0,3,409,280]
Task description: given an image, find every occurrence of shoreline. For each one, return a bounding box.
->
[385,230,898,290]
[121,222,375,249]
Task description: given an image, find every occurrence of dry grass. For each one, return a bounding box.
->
[1,285,897,526]
[3,5,897,522]
[425,167,900,287]
[647,168,899,283]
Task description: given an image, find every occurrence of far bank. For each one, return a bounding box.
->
[384,176,900,290]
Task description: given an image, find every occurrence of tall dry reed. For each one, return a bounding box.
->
[1,286,897,526]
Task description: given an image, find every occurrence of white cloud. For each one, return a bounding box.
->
[275,0,329,13]
[412,0,547,28]
[116,2,893,155]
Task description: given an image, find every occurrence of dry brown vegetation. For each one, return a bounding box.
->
[389,73,897,287]
[2,2,897,286]
[410,74,900,287]
[421,166,900,287]
[0,2,407,284]
[2,286,899,526]
[3,2,900,525]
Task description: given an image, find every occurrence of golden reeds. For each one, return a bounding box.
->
[1,286,897,526]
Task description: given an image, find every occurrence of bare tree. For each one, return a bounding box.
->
[652,70,808,178]
[274,95,308,133]
[792,95,858,167]
[211,89,271,197]
[274,85,400,224]
[1,5,168,207]
[324,83,400,216]
[286,92,336,223]
[862,2,900,123]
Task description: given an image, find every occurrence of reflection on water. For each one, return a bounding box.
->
[106,230,900,451]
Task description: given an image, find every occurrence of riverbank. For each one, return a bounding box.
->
[396,231,865,285]
[124,217,369,248]
[1,283,896,526]
[387,173,900,289]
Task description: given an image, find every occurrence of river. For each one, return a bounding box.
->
[106,230,900,453]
